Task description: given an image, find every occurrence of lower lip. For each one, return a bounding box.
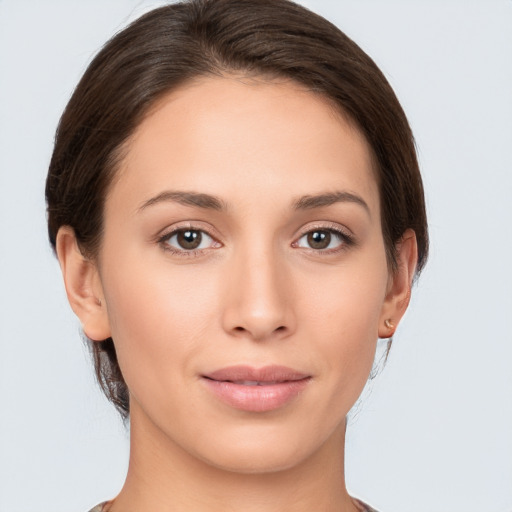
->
[202,378,311,412]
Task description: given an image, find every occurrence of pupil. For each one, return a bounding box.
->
[177,230,202,249]
[308,230,330,249]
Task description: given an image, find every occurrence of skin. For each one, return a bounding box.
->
[57,76,417,512]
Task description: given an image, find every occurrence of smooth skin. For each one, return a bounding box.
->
[57,76,417,512]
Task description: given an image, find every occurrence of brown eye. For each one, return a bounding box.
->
[294,228,350,252]
[176,230,202,250]
[307,230,331,249]
[162,228,218,253]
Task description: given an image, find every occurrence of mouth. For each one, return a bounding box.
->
[201,365,311,412]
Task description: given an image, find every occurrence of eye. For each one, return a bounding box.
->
[294,228,350,251]
[162,228,219,252]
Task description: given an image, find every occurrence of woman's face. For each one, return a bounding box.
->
[88,76,402,472]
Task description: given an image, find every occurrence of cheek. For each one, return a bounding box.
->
[302,252,388,339]
[99,247,221,393]
[299,252,389,399]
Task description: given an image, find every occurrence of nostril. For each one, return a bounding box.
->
[231,324,287,339]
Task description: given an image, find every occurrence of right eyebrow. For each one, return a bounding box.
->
[137,190,226,212]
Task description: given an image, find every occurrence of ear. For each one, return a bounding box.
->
[378,229,418,338]
[56,226,111,341]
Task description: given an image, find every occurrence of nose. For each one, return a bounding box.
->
[221,244,296,342]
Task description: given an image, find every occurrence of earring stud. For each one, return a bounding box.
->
[384,319,394,330]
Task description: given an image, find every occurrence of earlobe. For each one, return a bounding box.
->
[378,229,418,339]
[56,226,111,341]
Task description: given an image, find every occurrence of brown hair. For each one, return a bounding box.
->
[46,0,428,419]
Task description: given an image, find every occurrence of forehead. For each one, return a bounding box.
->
[109,76,379,216]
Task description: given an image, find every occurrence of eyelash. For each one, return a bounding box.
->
[157,224,220,258]
[293,223,355,254]
[156,223,355,258]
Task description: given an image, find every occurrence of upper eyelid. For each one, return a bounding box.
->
[295,222,353,238]
[165,228,215,241]
[156,222,220,241]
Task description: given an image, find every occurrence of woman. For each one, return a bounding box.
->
[46,0,428,510]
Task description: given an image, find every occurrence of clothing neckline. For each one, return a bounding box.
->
[90,498,378,512]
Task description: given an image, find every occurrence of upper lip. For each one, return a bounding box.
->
[203,365,310,383]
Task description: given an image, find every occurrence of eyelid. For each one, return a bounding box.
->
[292,222,356,252]
[155,222,222,256]
[295,221,353,239]
[155,220,220,240]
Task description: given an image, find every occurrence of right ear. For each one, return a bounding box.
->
[55,226,111,341]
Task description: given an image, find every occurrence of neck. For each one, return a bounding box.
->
[109,403,358,512]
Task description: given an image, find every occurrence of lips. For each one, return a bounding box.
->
[202,365,311,412]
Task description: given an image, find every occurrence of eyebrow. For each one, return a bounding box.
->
[138,190,226,212]
[293,191,371,216]
[138,189,370,216]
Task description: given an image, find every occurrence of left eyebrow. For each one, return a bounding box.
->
[293,191,371,217]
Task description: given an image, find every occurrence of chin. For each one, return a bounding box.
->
[200,444,308,475]
[187,420,331,475]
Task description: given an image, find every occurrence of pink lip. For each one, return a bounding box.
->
[201,365,311,412]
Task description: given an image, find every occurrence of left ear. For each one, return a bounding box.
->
[378,229,418,338]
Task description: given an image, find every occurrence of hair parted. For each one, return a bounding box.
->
[46,0,428,419]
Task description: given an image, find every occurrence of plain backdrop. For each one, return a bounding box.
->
[0,1,511,511]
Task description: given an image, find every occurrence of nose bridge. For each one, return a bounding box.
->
[222,237,293,340]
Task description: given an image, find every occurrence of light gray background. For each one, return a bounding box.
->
[0,1,511,511]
